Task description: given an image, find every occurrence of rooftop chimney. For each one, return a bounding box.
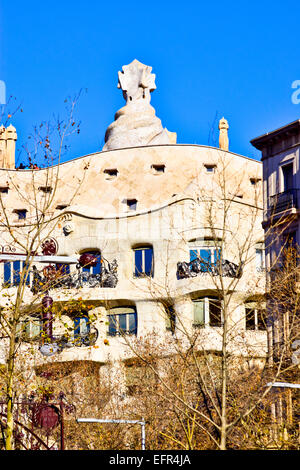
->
[0,124,17,169]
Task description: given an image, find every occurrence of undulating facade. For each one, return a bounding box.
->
[0,60,267,394]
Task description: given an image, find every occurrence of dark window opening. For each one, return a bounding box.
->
[209,298,222,327]
[126,199,137,211]
[56,204,69,210]
[3,261,30,287]
[56,263,71,276]
[104,169,118,178]
[0,187,9,193]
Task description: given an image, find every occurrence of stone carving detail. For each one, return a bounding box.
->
[177,258,243,279]
[103,59,176,151]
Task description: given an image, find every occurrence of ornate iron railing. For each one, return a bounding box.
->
[177,258,243,279]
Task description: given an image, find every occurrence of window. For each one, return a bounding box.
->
[39,186,52,193]
[0,186,9,193]
[107,306,137,336]
[80,251,101,275]
[126,199,137,211]
[16,317,42,341]
[74,315,90,340]
[165,304,176,333]
[125,362,157,395]
[151,164,165,174]
[134,246,154,277]
[282,231,297,249]
[3,261,30,287]
[204,164,216,173]
[193,297,222,327]
[281,162,294,191]
[14,209,27,220]
[255,244,265,272]
[104,169,118,179]
[56,204,69,210]
[56,263,71,276]
[245,304,266,331]
[189,241,221,272]
[250,177,261,186]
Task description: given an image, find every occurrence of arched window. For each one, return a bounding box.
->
[107,306,137,336]
[133,246,154,278]
[80,250,101,275]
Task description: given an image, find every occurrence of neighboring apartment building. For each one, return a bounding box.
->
[251,119,300,364]
[251,119,300,268]
[0,61,267,394]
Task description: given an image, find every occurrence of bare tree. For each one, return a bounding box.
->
[114,148,299,450]
[0,92,86,449]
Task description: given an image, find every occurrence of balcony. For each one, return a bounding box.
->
[268,189,299,218]
[30,258,118,293]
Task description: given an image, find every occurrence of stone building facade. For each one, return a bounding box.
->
[0,61,267,393]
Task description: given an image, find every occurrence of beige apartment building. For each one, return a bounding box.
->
[0,61,267,391]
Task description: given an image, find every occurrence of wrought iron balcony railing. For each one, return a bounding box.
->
[269,189,299,216]
[17,325,98,350]
[31,258,118,293]
[177,258,243,279]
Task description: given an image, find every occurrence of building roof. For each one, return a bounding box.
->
[251,119,300,150]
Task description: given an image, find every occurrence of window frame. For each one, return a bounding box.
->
[133,246,154,278]
[3,260,30,287]
[193,297,223,328]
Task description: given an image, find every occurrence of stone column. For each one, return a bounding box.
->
[0,125,7,168]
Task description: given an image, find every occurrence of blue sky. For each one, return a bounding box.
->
[0,0,300,165]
